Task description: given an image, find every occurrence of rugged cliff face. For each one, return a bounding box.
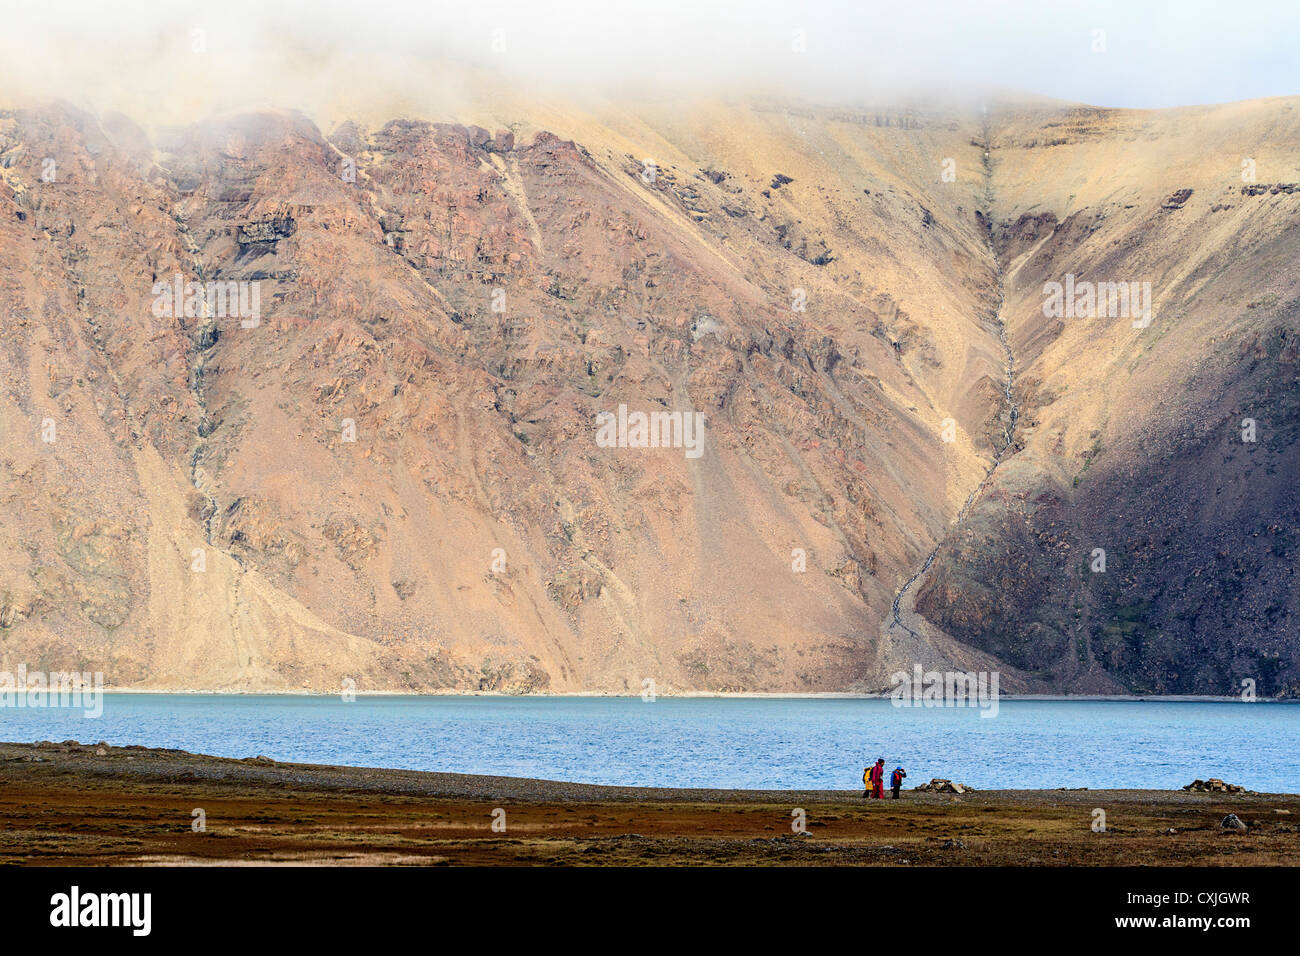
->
[0,94,1295,694]
[914,101,1300,696]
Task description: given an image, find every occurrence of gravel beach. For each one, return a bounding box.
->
[3,741,1296,866]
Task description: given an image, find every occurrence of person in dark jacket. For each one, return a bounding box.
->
[890,765,907,799]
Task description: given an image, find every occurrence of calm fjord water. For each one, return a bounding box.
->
[4,695,1296,792]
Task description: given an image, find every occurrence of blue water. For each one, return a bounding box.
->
[3,695,1296,792]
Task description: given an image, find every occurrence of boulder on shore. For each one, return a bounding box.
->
[1184,778,1247,794]
[914,778,976,794]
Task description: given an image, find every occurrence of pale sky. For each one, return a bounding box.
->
[2,0,1297,115]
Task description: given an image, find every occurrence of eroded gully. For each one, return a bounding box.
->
[889,139,1021,639]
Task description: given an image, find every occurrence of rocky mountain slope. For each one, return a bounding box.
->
[913,99,1300,695]
[0,93,1295,695]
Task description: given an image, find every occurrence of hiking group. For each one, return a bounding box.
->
[863,758,906,799]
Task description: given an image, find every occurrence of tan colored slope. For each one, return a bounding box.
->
[992,97,1300,486]
[0,95,1022,694]
[913,97,1300,693]
[4,90,1294,695]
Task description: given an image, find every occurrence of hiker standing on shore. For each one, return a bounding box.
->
[890,765,907,799]
[869,758,886,799]
[863,764,883,801]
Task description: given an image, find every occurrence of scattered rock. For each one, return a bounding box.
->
[95,747,108,756]
[1184,778,1246,793]
[237,216,296,245]
[915,778,976,794]
[942,838,965,849]
[1241,182,1299,196]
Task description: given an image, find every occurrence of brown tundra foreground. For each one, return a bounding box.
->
[2,742,1297,866]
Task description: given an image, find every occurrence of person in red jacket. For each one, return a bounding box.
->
[871,758,886,799]
[890,765,907,799]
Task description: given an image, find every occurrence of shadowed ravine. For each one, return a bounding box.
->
[888,281,1019,640]
[889,138,1021,642]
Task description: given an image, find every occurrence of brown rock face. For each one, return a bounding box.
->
[913,102,1300,697]
[0,96,1295,695]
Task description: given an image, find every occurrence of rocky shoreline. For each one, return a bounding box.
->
[2,741,1297,866]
